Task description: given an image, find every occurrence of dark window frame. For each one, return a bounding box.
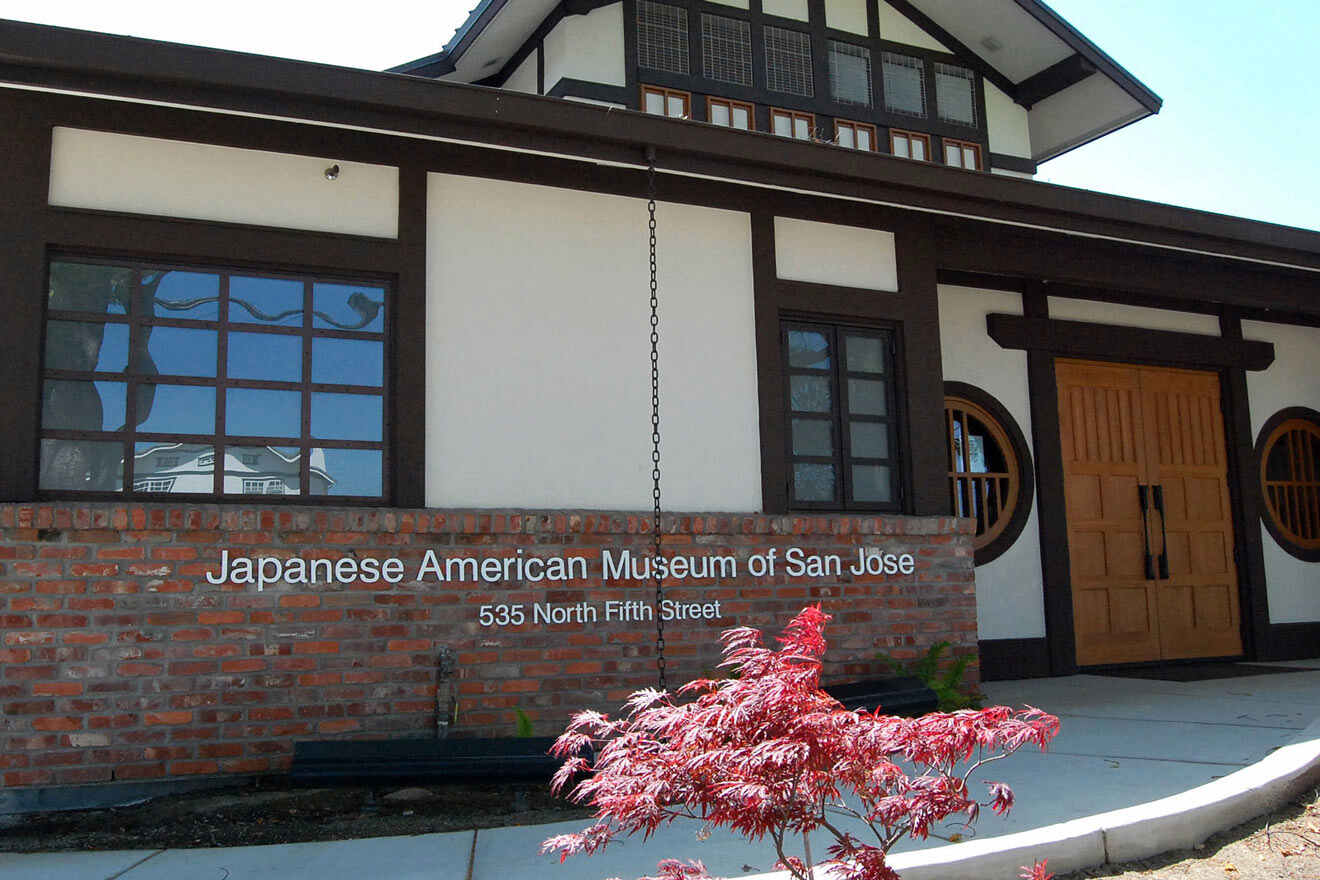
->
[1255,406,1320,562]
[38,253,392,503]
[781,319,903,512]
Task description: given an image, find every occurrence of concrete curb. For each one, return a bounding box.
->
[747,716,1320,880]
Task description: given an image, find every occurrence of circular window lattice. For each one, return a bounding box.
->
[944,384,1033,565]
[1257,409,1320,560]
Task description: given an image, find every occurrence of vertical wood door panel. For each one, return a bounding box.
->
[1056,360,1242,665]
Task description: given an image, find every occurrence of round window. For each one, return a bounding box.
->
[1256,408,1320,561]
[943,383,1034,565]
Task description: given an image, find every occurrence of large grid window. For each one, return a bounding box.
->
[783,322,900,510]
[764,25,814,97]
[934,62,977,126]
[637,0,690,75]
[39,258,388,500]
[701,13,753,86]
[829,41,872,107]
[882,52,926,117]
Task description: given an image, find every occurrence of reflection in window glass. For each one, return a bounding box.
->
[792,418,833,456]
[230,276,304,326]
[311,393,383,442]
[226,389,301,438]
[229,332,302,383]
[793,463,835,502]
[136,385,216,435]
[150,271,220,320]
[847,378,888,416]
[38,258,388,500]
[44,322,130,373]
[790,375,832,413]
[845,336,886,373]
[313,283,386,333]
[321,448,383,497]
[788,330,830,368]
[144,327,217,377]
[312,338,383,387]
[38,439,123,492]
[42,381,127,431]
[852,464,892,502]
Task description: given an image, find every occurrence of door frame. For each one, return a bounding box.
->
[993,286,1275,675]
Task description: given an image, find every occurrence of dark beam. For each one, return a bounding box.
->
[986,314,1277,371]
[884,0,1022,103]
[1016,53,1095,108]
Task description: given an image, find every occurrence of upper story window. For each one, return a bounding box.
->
[783,321,900,510]
[708,96,755,130]
[771,108,815,140]
[943,137,983,170]
[890,128,931,161]
[764,25,814,97]
[835,120,878,151]
[642,84,691,118]
[828,41,873,108]
[39,258,388,500]
[637,0,689,75]
[882,52,926,117]
[701,13,753,87]
[935,62,977,127]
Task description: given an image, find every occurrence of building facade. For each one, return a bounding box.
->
[0,2,1317,793]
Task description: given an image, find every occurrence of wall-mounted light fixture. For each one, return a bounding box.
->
[324,164,341,181]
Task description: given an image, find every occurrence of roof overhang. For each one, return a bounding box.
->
[395,0,1162,162]
[0,20,1312,313]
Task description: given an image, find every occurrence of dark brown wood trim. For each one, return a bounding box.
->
[978,637,1051,680]
[1218,310,1273,659]
[1016,53,1095,109]
[393,165,427,508]
[1021,287,1077,675]
[751,212,786,512]
[987,153,1037,175]
[986,314,1276,371]
[0,102,50,501]
[1258,622,1320,662]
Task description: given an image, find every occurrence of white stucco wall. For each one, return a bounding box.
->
[1047,297,1222,336]
[763,0,809,22]
[876,2,949,52]
[504,49,539,94]
[774,217,898,291]
[985,81,1032,161]
[426,173,761,510]
[1242,320,1320,624]
[543,3,626,90]
[938,285,1045,641]
[825,0,869,36]
[48,127,399,238]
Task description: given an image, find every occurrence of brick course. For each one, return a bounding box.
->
[0,503,976,789]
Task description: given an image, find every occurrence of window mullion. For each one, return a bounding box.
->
[300,278,313,497]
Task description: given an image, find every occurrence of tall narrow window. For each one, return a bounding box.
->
[771,108,814,140]
[828,41,872,107]
[708,97,755,130]
[835,120,878,151]
[943,137,983,170]
[701,13,753,86]
[764,25,814,97]
[637,0,689,75]
[889,129,931,161]
[39,258,388,500]
[783,322,900,510]
[882,52,926,117]
[642,85,691,118]
[935,62,977,126]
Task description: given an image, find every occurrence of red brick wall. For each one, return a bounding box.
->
[0,503,975,789]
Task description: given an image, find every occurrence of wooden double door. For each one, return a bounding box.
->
[1057,361,1243,665]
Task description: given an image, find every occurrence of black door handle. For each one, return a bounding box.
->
[1152,484,1170,579]
[1138,483,1155,580]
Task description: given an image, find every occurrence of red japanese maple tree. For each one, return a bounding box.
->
[541,605,1059,880]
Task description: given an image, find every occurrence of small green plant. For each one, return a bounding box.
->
[513,707,536,738]
[881,640,982,711]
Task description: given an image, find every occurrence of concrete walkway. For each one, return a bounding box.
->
[4,663,1319,880]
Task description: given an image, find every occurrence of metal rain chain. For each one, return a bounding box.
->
[645,146,667,692]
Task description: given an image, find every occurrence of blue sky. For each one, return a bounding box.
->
[2,1,1315,232]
